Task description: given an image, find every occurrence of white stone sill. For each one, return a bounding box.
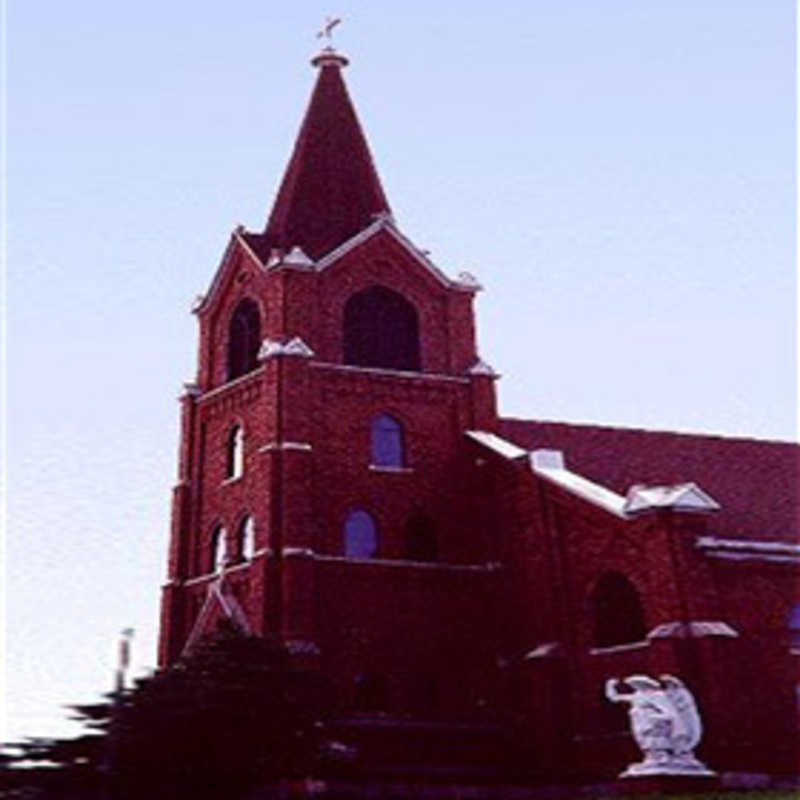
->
[589,640,650,656]
[368,464,414,474]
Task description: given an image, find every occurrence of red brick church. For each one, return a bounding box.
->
[158,45,799,779]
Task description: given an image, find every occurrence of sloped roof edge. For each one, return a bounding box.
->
[530,449,629,518]
[316,217,478,291]
[194,227,267,315]
[182,576,252,655]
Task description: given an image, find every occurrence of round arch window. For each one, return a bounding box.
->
[343,286,420,371]
[591,571,646,648]
[227,299,261,380]
[344,510,378,559]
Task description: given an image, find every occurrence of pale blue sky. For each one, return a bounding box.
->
[5,1,796,743]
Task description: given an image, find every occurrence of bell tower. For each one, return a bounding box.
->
[158,44,501,714]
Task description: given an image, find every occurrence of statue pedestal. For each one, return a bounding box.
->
[615,772,718,795]
[620,754,715,778]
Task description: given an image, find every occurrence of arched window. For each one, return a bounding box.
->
[788,604,800,649]
[404,512,438,562]
[354,673,389,712]
[239,516,255,561]
[591,571,646,648]
[226,425,244,479]
[210,526,227,573]
[227,298,261,380]
[370,414,405,467]
[343,286,420,371]
[343,510,378,559]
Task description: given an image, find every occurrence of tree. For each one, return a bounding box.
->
[3,623,333,800]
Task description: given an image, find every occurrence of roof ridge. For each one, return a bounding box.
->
[499,416,799,447]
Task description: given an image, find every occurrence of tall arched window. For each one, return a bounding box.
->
[788,604,800,649]
[343,286,420,371]
[343,510,378,559]
[239,516,255,561]
[370,414,405,467]
[227,298,261,380]
[226,425,244,479]
[591,571,646,648]
[404,512,438,562]
[210,526,227,573]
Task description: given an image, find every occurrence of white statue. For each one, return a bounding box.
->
[605,674,715,777]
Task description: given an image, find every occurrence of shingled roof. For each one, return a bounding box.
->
[499,418,800,544]
[255,49,391,262]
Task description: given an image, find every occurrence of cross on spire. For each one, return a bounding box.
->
[316,16,341,42]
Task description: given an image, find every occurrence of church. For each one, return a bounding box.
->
[158,43,799,780]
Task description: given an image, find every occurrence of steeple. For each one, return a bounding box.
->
[263,47,392,261]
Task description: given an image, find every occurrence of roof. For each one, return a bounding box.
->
[260,50,391,261]
[499,418,800,543]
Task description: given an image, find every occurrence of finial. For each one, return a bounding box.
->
[316,16,341,42]
[311,16,349,68]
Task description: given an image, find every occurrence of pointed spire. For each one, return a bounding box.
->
[264,47,392,260]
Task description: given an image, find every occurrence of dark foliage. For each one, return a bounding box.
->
[2,623,333,800]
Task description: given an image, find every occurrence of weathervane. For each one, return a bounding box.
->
[316,16,341,44]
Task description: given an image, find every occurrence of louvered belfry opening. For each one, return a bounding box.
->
[343,285,420,371]
[227,299,261,380]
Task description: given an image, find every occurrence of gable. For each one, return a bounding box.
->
[317,217,478,293]
[183,577,252,655]
[193,228,267,318]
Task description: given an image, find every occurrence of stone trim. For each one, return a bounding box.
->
[313,553,501,572]
[310,362,470,384]
[589,639,650,655]
[259,442,313,453]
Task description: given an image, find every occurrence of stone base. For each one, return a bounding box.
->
[615,772,719,796]
[620,755,716,779]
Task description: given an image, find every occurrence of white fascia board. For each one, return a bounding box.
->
[194,232,237,314]
[702,551,800,564]
[531,454,628,518]
[696,536,800,555]
[316,218,466,290]
[466,430,528,461]
[234,228,267,270]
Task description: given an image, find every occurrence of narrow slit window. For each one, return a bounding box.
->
[227,425,244,479]
[239,516,255,561]
[211,526,227,573]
